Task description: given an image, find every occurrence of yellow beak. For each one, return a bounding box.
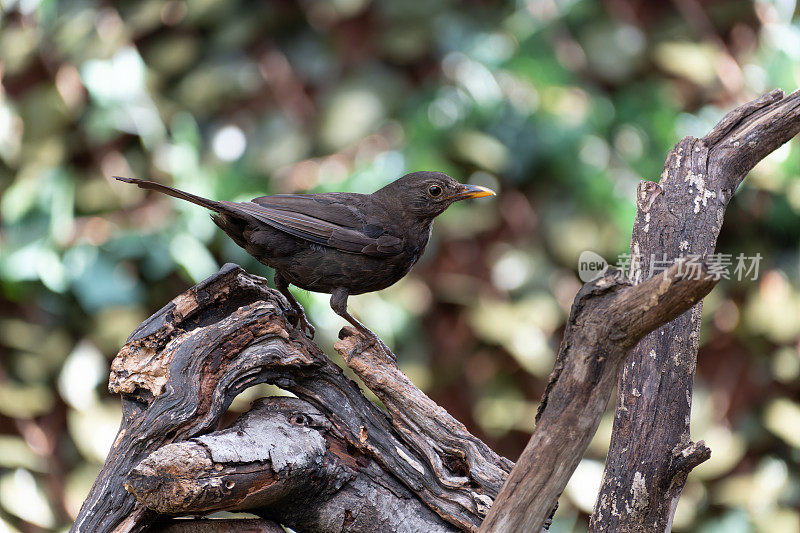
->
[451,184,497,201]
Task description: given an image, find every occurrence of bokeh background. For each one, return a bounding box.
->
[1,0,799,531]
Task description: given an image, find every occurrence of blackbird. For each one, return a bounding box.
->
[114,172,494,348]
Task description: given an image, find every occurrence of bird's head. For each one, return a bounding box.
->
[376,171,496,219]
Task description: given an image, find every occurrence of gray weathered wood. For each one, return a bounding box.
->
[592,88,800,533]
[128,397,456,532]
[477,262,718,533]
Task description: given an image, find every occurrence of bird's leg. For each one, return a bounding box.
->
[274,271,315,338]
[330,288,395,362]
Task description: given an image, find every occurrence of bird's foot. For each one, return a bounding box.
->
[285,307,316,338]
[361,333,395,362]
[339,327,396,363]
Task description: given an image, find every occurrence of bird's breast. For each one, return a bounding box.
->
[277,247,420,295]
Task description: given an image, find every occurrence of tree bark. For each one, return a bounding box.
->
[156,518,284,532]
[71,263,509,533]
[591,88,800,533]
[477,263,717,532]
[127,397,457,532]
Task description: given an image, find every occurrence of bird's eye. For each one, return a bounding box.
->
[428,185,443,198]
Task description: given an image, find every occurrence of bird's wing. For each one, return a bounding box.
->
[221,194,404,257]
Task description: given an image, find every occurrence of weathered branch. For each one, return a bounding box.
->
[76,261,715,533]
[127,397,455,532]
[74,264,292,533]
[334,331,513,518]
[592,88,800,532]
[72,264,507,533]
[477,262,718,532]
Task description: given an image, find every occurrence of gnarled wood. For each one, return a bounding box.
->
[72,264,506,533]
[74,261,717,533]
[74,263,293,533]
[334,331,514,520]
[128,397,456,532]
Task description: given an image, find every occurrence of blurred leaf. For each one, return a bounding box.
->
[452,130,509,172]
[58,340,107,411]
[469,294,561,376]
[473,389,537,436]
[0,437,46,472]
[169,233,220,283]
[63,245,145,311]
[697,508,752,533]
[64,463,102,520]
[67,401,122,463]
[764,399,800,449]
[654,42,722,87]
[0,383,54,418]
[0,469,56,529]
[564,459,605,513]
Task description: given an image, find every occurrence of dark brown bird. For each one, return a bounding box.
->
[114,172,495,348]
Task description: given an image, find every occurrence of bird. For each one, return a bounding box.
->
[114,172,495,353]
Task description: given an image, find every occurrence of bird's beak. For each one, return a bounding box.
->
[450,183,496,201]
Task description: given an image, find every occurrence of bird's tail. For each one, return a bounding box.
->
[114,177,223,211]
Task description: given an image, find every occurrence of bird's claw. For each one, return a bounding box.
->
[346,330,396,364]
[285,307,316,338]
[368,335,395,362]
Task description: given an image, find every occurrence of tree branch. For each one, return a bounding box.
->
[71,264,506,533]
[74,261,716,532]
[477,262,718,533]
[592,88,800,532]
[334,330,513,517]
[126,397,456,532]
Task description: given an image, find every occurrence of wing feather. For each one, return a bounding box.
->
[220,197,403,257]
